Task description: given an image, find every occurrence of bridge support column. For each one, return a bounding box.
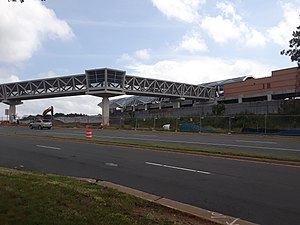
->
[102,96,110,126]
[9,105,16,122]
[267,94,272,101]
[173,102,180,109]
[2,100,23,123]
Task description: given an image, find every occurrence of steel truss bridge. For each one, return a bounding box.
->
[0,68,215,124]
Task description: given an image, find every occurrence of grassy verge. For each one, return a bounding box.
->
[0,167,213,225]
[16,133,300,164]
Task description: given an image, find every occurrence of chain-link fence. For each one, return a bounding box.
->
[8,114,300,135]
[109,114,300,135]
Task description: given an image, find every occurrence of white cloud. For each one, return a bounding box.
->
[216,1,240,21]
[37,70,58,78]
[127,57,272,85]
[0,0,73,63]
[0,68,19,84]
[117,49,151,66]
[201,1,267,47]
[135,49,151,60]
[151,0,205,23]
[201,15,241,44]
[0,95,102,118]
[245,29,267,47]
[267,2,300,46]
[117,53,136,64]
[177,33,207,52]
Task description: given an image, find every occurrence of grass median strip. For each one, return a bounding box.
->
[0,167,214,225]
[8,132,300,164]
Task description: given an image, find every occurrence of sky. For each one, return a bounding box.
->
[0,0,299,118]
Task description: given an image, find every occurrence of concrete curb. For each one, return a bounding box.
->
[93,180,258,225]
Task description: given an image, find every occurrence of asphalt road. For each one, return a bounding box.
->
[0,128,300,225]
[2,126,300,158]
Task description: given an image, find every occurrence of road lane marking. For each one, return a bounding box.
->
[133,134,158,137]
[105,162,118,167]
[236,140,277,144]
[36,145,61,150]
[226,218,239,225]
[51,132,81,135]
[145,162,211,175]
[47,132,300,153]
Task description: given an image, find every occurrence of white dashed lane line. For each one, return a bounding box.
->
[36,145,61,150]
[145,161,211,175]
[105,163,118,167]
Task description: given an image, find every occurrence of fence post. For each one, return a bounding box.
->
[153,117,157,130]
[264,114,267,134]
[199,116,204,133]
[228,116,235,134]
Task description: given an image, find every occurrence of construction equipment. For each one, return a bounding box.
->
[29,106,54,129]
[42,106,54,118]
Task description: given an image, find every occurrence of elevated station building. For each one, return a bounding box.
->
[102,67,300,118]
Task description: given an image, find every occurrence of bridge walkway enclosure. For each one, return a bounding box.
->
[0,68,215,125]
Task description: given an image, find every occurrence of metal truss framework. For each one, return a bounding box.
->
[124,75,214,99]
[0,68,215,102]
[0,74,87,101]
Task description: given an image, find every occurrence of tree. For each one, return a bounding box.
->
[280,17,300,67]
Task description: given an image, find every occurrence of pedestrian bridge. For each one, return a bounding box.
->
[0,68,215,125]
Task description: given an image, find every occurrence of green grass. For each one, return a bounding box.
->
[0,167,207,225]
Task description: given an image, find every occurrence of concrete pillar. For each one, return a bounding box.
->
[238,97,243,103]
[102,96,110,126]
[158,102,162,110]
[2,100,23,123]
[267,94,272,101]
[144,104,148,111]
[9,105,16,122]
[173,102,180,109]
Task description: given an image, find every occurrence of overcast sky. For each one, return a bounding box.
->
[0,0,299,118]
